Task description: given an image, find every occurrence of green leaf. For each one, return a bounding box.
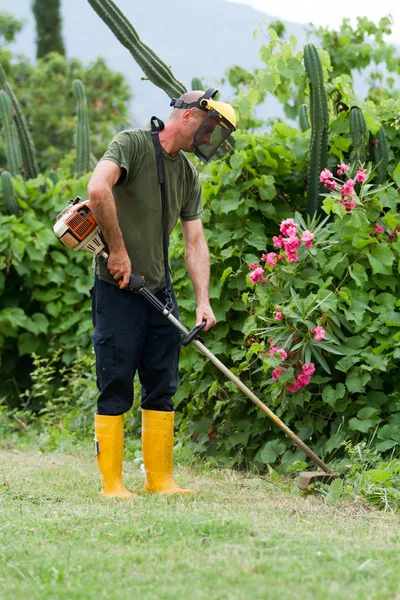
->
[345,368,371,393]
[260,439,286,464]
[348,417,378,433]
[17,333,40,356]
[392,162,400,187]
[366,244,395,275]
[349,263,368,288]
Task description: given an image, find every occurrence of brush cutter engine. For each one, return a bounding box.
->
[53,196,107,258]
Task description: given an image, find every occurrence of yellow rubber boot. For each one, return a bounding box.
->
[94,413,137,498]
[142,409,194,495]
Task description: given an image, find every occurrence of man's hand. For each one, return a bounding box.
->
[108,251,132,288]
[196,303,216,331]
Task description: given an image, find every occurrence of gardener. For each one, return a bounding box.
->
[87,88,236,498]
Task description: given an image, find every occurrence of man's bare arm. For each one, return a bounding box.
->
[87,160,131,287]
[181,218,216,331]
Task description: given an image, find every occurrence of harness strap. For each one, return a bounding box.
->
[150,116,173,311]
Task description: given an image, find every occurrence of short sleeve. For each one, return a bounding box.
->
[100,130,143,186]
[180,169,203,221]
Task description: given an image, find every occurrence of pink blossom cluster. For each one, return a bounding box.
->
[312,325,326,341]
[319,168,336,191]
[269,346,288,360]
[248,219,316,284]
[337,163,349,176]
[371,223,400,240]
[287,363,316,392]
[272,365,286,381]
[320,165,369,213]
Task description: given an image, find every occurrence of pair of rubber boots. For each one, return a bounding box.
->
[94,409,193,498]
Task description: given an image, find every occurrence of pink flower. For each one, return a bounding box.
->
[260,277,269,285]
[356,168,367,183]
[302,363,316,376]
[249,262,258,271]
[249,266,264,284]
[272,366,286,381]
[319,168,334,183]
[301,230,314,249]
[287,382,301,392]
[278,349,288,360]
[340,200,357,212]
[275,307,283,321]
[389,231,398,240]
[286,253,299,263]
[312,326,325,341]
[284,236,300,254]
[269,346,278,356]
[297,373,311,387]
[287,363,315,392]
[337,163,349,176]
[285,226,299,238]
[276,255,284,261]
[375,224,385,235]
[341,179,355,197]
[280,219,298,237]
[262,252,278,267]
[324,179,337,191]
[273,235,284,248]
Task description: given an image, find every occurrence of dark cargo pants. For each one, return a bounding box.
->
[91,276,181,415]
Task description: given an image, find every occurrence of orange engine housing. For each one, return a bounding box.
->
[65,206,97,241]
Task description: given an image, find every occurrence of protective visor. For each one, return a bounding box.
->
[170,88,236,162]
[193,111,235,162]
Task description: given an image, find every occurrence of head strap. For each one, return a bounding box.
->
[170,87,218,111]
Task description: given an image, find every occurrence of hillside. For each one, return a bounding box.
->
[2,0,307,125]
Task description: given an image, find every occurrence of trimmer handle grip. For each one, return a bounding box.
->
[182,320,207,346]
[119,273,147,292]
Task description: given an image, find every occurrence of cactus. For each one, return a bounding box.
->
[349,106,367,164]
[1,171,20,215]
[299,104,310,131]
[191,77,203,91]
[303,44,329,217]
[87,0,187,98]
[72,79,91,174]
[89,152,98,171]
[370,127,389,184]
[0,62,39,179]
[0,90,23,176]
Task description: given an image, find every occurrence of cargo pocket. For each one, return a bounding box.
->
[92,329,116,390]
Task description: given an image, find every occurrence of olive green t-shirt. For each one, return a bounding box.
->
[95,129,203,291]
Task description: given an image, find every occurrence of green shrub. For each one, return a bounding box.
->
[0,170,93,402]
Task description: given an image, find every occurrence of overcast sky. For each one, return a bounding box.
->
[228,0,400,43]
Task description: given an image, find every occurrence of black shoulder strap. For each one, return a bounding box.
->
[150,116,173,304]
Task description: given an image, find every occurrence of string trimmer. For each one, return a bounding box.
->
[54,197,338,490]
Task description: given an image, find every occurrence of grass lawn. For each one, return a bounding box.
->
[0,444,399,600]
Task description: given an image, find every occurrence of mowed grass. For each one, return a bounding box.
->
[0,446,400,600]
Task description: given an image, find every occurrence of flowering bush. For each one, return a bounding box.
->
[244,164,400,463]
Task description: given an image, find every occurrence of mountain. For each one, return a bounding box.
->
[2,0,307,126]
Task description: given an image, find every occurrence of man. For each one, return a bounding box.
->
[87,88,236,498]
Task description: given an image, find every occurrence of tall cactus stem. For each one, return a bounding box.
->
[0,90,23,176]
[191,77,203,91]
[349,106,367,165]
[370,127,389,184]
[303,44,329,217]
[87,0,187,98]
[72,79,91,175]
[0,62,39,179]
[1,171,20,215]
[299,104,310,132]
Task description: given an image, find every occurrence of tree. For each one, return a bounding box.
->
[32,0,66,59]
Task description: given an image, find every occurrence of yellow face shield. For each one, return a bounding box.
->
[170,88,237,162]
